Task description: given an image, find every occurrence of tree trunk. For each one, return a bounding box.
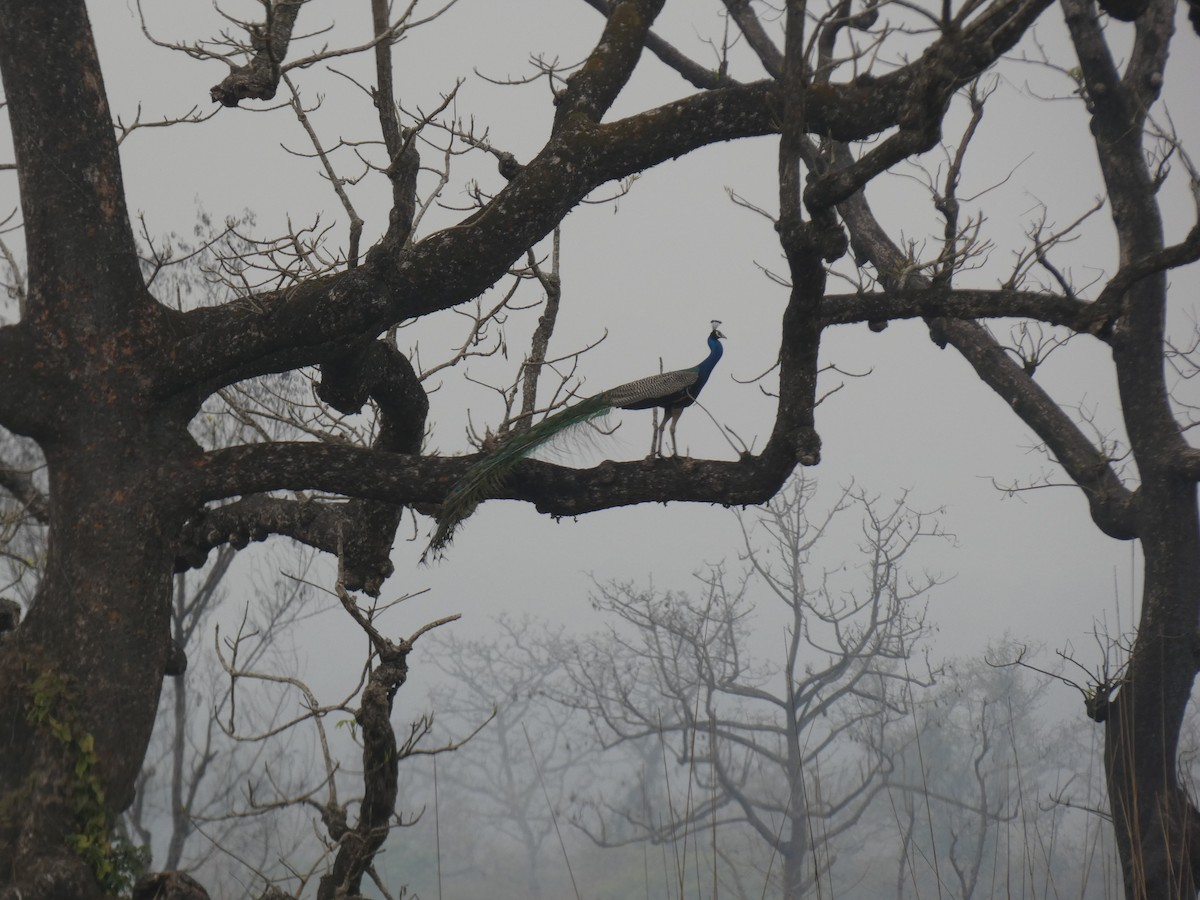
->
[1105,476,1200,899]
[0,432,192,896]
[782,843,806,900]
[0,2,201,891]
[780,783,809,900]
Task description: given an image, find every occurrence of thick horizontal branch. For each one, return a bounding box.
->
[176,439,800,523]
[509,452,797,516]
[820,288,1094,331]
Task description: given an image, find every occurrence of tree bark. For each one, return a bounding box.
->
[1104,480,1200,898]
[0,449,193,895]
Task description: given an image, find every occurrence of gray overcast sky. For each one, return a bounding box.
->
[56,2,1200,684]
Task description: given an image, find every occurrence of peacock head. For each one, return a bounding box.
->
[710,319,726,340]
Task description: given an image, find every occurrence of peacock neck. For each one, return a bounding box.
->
[692,332,724,385]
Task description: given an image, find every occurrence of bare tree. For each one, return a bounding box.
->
[420,616,595,897]
[877,648,1094,900]
[177,563,463,899]
[1,1,1198,897]
[121,549,331,891]
[563,478,943,899]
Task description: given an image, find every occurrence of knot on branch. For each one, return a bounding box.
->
[777,214,848,265]
[1085,690,1110,722]
[497,152,524,180]
[165,638,188,678]
[316,341,429,594]
[364,642,412,708]
[210,60,281,107]
[796,427,822,466]
[208,1,301,106]
[1084,674,1122,723]
[816,222,849,263]
[926,316,950,349]
[318,341,428,455]
[320,801,350,841]
[0,597,20,636]
[174,510,269,574]
[1096,0,1150,21]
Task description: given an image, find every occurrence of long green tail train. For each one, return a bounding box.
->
[424,393,612,558]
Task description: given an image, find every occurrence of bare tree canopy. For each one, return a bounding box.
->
[1,0,1199,897]
[564,478,943,899]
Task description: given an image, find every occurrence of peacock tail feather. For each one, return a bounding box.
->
[423,392,614,559]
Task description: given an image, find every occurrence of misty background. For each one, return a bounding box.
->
[4,0,1199,896]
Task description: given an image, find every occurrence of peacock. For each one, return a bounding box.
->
[424,321,726,558]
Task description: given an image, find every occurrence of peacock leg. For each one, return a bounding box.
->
[667,408,683,456]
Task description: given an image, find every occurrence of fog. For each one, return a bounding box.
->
[4,0,1200,895]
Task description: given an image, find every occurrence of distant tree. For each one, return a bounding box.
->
[190,562,460,898]
[121,550,328,890]
[123,551,238,875]
[562,478,944,899]
[419,616,596,898]
[876,649,1104,900]
[1,1,1197,897]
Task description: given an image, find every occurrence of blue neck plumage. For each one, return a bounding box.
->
[691,330,725,389]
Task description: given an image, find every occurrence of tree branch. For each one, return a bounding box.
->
[576,0,728,89]
[209,0,304,107]
[819,287,1093,331]
[833,148,1138,540]
[167,4,1056,402]
[175,496,386,594]
[933,317,1138,539]
[551,0,667,133]
[177,440,799,522]
[804,0,1057,210]
[721,0,783,78]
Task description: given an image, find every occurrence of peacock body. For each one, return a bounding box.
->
[424,322,725,558]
